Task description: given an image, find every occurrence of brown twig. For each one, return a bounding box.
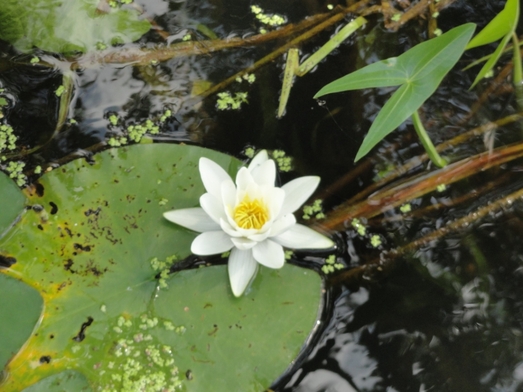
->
[316,140,523,231]
[323,112,523,210]
[373,171,513,224]
[71,9,341,69]
[329,182,523,287]
[184,0,375,107]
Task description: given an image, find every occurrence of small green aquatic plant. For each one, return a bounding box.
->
[465,0,520,88]
[314,23,476,167]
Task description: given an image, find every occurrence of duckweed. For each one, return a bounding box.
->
[235,73,256,84]
[0,124,17,152]
[271,149,292,172]
[98,314,184,392]
[391,13,401,22]
[321,254,343,274]
[150,255,178,289]
[109,114,119,126]
[55,85,65,97]
[437,184,446,192]
[216,91,248,110]
[244,147,255,158]
[6,161,26,187]
[351,218,366,236]
[302,199,325,220]
[370,234,382,248]
[250,5,286,26]
[400,203,412,213]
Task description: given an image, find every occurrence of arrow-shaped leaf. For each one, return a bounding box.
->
[315,23,475,162]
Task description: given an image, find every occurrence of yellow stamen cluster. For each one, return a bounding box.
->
[234,197,268,229]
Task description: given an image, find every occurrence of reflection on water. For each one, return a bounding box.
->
[2,0,523,390]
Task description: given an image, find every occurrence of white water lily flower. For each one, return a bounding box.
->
[164,150,334,297]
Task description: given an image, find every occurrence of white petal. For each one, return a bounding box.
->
[247,150,269,171]
[200,193,226,224]
[199,157,234,202]
[268,214,296,237]
[252,239,284,269]
[267,187,285,221]
[228,248,258,297]
[220,218,242,238]
[231,236,258,250]
[191,231,234,255]
[250,159,276,187]
[164,208,220,232]
[221,179,237,210]
[280,176,320,215]
[235,167,256,191]
[273,224,334,250]
[247,231,271,242]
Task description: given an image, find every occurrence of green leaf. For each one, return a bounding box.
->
[466,0,519,49]
[0,0,151,54]
[315,23,475,162]
[0,274,42,370]
[465,0,520,88]
[313,57,407,96]
[469,32,512,89]
[0,171,26,239]
[0,144,322,391]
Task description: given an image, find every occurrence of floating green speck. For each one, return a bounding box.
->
[351,218,366,236]
[55,85,65,97]
[216,91,248,110]
[370,235,382,248]
[400,203,411,213]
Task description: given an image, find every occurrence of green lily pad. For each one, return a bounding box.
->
[0,144,323,391]
[0,274,43,370]
[22,371,91,392]
[0,171,26,239]
[0,0,151,54]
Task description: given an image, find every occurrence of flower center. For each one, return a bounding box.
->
[233,197,269,230]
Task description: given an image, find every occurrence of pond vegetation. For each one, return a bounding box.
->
[1,0,523,390]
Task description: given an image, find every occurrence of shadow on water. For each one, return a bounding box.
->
[3,0,523,390]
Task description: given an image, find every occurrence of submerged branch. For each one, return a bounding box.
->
[329,182,523,287]
[317,140,523,231]
[321,112,523,210]
[183,1,374,107]
[70,8,341,69]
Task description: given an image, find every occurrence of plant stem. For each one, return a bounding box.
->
[512,33,523,109]
[411,109,447,167]
[296,16,367,76]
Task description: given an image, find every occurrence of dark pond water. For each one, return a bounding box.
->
[3,0,523,390]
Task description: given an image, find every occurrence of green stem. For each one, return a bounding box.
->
[512,33,523,109]
[296,16,367,77]
[411,110,447,168]
[277,49,300,118]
